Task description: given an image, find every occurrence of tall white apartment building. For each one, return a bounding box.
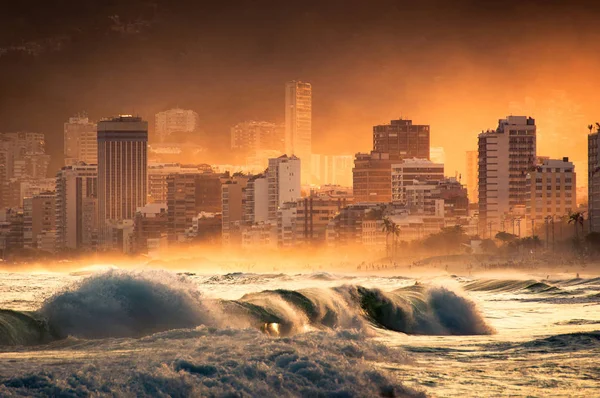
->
[267,155,301,220]
[97,116,148,246]
[478,116,536,237]
[55,164,98,250]
[64,115,97,166]
[391,158,444,203]
[285,81,312,184]
[155,108,199,142]
[244,174,269,224]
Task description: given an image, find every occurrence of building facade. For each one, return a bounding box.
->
[23,192,56,251]
[285,81,312,184]
[352,152,394,203]
[155,108,199,142]
[589,130,600,232]
[267,155,301,220]
[231,121,284,156]
[526,158,576,223]
[64,115,97,166]
[97,116,148,247]
[478,116,536,238]
[373,119,430,160]
[391,158,444,204]
[55,164,98,251]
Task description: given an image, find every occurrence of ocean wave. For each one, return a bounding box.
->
[0,327,426,397]
[0,310,54,346]
[463,279,561,294]
[39,270,214,340]
[518,331,600,352]
[0,271,492,346]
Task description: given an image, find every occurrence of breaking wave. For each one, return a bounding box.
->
[39,271,214,340]
[0,270,492,346]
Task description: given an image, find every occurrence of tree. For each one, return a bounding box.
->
[568,212,585,239]
[381,217,398,258]
[495,231,518,244]
[480,239,497,254]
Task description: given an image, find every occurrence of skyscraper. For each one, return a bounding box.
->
[285,81,312,184]
[64,115,97,166]
[373,119,430,160]
[97,116,148,246]
[589,129,600,232]
[466,150,478,204]
[478,116,536,237]
[155,108,199,142]
[55,164,98,250]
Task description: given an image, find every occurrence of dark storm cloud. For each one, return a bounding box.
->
[0,0,599,173]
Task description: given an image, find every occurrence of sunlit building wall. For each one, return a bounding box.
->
[373,119,430,160]
[64,116,97,166]
[391,158,444,204]
[267,155,301,220]
[478,116,536,238]
[525,157,576,232]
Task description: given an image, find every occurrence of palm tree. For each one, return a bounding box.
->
[382,217,396,258]
[568,212,585,239]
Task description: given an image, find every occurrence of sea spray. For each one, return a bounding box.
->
[39,270,214,339]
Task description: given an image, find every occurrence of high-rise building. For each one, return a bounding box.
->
[0,132,50,200]
[231,121,284,156]
[373,119,430,160]
[155,108,199,142]
[147,163,213,204]
[0,208,24,258]
[352,152,394,203]
[64,115,97,166]
[133,203,168,254]
[97,116,148,247]
[166,173,224,242]
[221,177,249,245]
[525,157,576,226]
[285,81,312,184]
[466,150,478,204]
[55,164,98,251]
[391,158,445,204]
[590,129,600,232]
[267,155,301,220]
[244,174,269,224]
[478,116,536,237]
[23,192,56,251]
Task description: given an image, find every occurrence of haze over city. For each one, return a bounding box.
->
[1,1,600,397]
[1,0,598,178]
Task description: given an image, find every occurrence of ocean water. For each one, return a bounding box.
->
[0,268,598,397]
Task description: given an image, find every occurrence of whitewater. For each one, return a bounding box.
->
[0,269,598,397]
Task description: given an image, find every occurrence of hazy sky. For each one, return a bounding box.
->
[1,0,599,180]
